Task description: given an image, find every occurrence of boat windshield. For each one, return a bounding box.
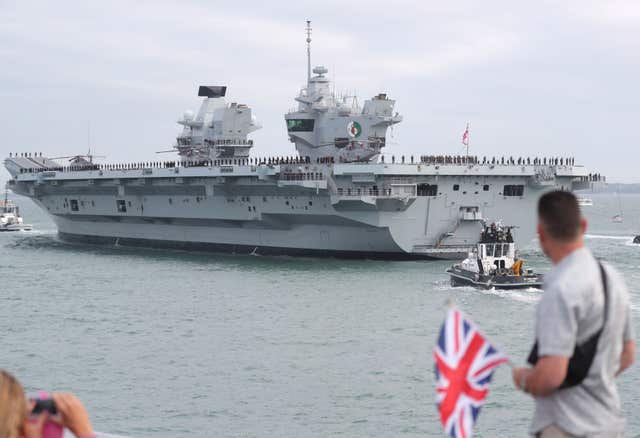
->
[482,243,511,258]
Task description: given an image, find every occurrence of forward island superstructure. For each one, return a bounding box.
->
[3,23,592,259]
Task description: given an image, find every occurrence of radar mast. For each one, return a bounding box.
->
[306,20,312,83]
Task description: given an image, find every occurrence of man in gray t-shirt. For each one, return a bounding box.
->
[512,191,635,437]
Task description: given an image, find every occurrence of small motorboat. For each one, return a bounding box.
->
[633,236,640,244]
[577,197,593,207]
[446,223,543,289]
[0,191,32,232]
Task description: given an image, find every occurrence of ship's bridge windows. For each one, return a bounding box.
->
[483,184,490,191]
[503,184,524,197]
[417,183,438,196]
[486,243,494,256]
[286,119,315,132]
[70,199,79,211]
[117,199,127,213]
[453,184,460,191]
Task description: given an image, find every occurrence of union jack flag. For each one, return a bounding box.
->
[461,124,469,146]
[434,308,507,438]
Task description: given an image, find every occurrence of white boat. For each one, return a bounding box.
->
[577,196,593,207]
[0,192,32,231]
[612,193,624,222]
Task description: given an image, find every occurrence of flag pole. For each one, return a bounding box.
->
[466,122,470,158]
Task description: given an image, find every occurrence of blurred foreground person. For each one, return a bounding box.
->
[0,369,95,438]
[512,191,635,437]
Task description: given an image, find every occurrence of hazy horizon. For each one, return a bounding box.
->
[2,0,639,184]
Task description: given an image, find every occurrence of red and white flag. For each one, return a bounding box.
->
[462,124,469,146]
[434,308,508,438]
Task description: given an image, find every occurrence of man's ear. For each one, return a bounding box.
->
[580,217,587,235]
[537,222,545,242]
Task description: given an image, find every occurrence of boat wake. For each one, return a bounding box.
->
[585,234,634,240]
[432,279,541,304]
[479,287,541,304]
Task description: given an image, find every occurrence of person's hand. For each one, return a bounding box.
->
[52,393,94,437]
[512,367,532,392]
[22,400,48,438]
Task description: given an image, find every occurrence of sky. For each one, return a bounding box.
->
[1,0,639,183]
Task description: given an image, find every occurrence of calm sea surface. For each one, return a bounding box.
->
[1,193,639,437]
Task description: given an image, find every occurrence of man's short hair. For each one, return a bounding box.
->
[538,190,582,241]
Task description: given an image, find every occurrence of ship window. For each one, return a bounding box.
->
[286,119,315,132]
[483,184,489,191]
[116,200,127,213]
[70,199,79,211]
[453,184,460,191]
[417,184,438,196]
[503,184,524,197]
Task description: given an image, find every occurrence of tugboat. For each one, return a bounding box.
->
[0,190,32,231]
[446,223,543,289]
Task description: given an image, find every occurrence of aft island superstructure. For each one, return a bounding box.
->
[3,23,592,259]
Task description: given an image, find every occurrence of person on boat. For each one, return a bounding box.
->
[0,370,95,438]
[512,257,523,276]
[506,228,514,243]
[512,191,635,437]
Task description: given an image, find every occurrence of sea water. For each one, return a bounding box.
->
[1,193,638,437]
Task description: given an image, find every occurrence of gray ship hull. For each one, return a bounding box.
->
[57,233,433,259]
[52,214,419,259]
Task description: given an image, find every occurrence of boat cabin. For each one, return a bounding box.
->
[457,224,523,275]
[476,241,516,274]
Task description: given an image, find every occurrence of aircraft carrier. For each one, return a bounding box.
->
[3,23,593,259]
